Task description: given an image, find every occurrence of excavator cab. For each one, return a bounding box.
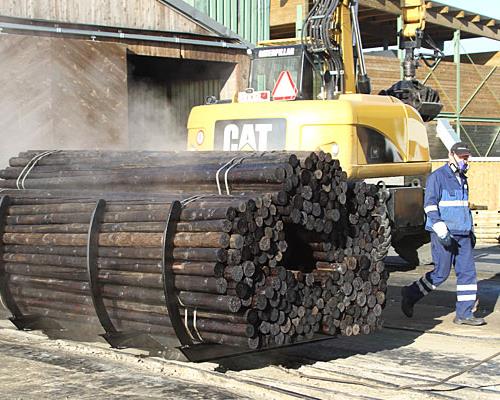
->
[249,45,313,100]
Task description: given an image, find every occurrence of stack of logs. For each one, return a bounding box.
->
[0,151,391,352]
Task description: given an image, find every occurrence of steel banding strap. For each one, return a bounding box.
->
[161,200,194,346]
[177,290,204,342]
[183,308,197,342]
[398,351,500,390]
[16,151,51,189]
[86,199,119,337]
[0,195,24,319]
[215,157,239,195]
[176,294,198,343]
[175,197,208,343]
[216,152,270,196]
[180,194,218,208]
[16,150,60,189]
[224,152,269,196]
[192,308,203,342]
[224,154,255,196]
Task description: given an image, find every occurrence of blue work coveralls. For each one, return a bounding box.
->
[407,163,476,319]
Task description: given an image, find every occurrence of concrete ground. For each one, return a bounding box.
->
[0,245,498,399]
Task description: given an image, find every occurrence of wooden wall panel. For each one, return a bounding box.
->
[0,35,52,168]
[365,55,500,119]
[0,34,128,168]
[0,0,211,35]
[49,38,128,149]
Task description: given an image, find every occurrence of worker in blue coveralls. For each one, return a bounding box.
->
[401,141,486,326]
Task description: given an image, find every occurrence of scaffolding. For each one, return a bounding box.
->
[420,29,500,157]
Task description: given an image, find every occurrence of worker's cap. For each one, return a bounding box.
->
[450,141,471,156]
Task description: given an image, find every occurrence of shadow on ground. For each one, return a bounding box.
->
[213,283,449,371]
[477,273,500,318]
[214,267,499,372]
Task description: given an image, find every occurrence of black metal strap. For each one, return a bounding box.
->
[87,199,118,335]
[0,195,24,319]
[161,200,194,347]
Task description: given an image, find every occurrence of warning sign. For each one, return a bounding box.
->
[272,71,298,101]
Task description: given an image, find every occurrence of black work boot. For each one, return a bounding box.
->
[401,286,416,318]
[453,316,486,326]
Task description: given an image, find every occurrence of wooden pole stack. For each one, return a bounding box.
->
[0,150,391,354]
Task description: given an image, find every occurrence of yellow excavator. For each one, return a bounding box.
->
[186,0,443,265]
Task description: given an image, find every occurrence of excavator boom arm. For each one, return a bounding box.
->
[401,0,426,38]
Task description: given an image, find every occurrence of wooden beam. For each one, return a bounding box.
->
[455,11,465,19]
[439,6,449,14]
[359,0,400,15]
[360,1,500,41]
[469,15,481,23]
[485,19,496,27]
[358,9,389,19]
[361,15,398,23]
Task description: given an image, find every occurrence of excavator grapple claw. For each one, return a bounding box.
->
[380,79,443,122]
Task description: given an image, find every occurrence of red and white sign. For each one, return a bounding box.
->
[272,71,298,101]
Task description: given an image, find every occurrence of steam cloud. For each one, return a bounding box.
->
[0,36,192,170]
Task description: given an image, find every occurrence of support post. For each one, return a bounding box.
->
[87,199,117,338]
[87,199,165,352]
[397,15,404,80]
[161,200,194,347]
[454,29,461,137]
[296,4,303,38]
[0,196,23,321]
[0,195,60,332]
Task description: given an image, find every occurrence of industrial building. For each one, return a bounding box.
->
[0,0,251,158]
[0,1,498,154]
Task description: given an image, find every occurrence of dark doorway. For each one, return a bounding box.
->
[127,54,235,151]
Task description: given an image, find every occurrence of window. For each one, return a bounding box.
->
[357,127,403,164]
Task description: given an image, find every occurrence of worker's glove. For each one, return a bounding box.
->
[438,231,453,250]
[471,231,476,249]
[438,232,458,254]
[433,222,449,242]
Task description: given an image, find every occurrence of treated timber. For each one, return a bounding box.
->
[0,150,391,353]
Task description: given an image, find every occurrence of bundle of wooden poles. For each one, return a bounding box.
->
[0,150,390,351]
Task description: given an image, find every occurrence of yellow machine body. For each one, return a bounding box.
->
[187,0,432,181]
[187,94,431,180]
[401,0,426,38]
